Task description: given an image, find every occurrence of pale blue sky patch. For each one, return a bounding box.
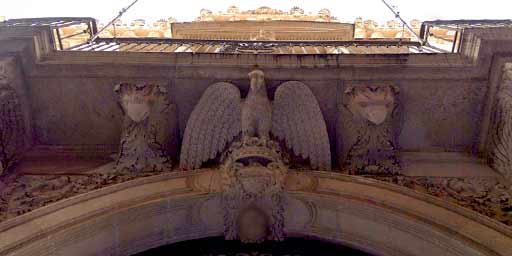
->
[1,0,510,24]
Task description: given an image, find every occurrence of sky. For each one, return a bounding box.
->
[1,0,511,24]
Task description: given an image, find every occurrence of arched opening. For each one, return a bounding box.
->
[135,236,372,256]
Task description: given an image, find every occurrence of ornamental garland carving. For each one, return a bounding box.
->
[114,83,173,172]
[372,175,512,226]
[338,83,401,175]
[0,168,170,222]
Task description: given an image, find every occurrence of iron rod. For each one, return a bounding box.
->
[89,0,141,43]
[381,0,424,44]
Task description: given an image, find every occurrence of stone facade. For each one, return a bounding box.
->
[1,13,512,256]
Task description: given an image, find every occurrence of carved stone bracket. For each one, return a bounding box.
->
[338,83,401,175]
[114,83,172,172]
[220,137,287,243]
[489,63,512,181]
[0,58,26,176]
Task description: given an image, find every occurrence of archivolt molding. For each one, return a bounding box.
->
[1,171,511,256]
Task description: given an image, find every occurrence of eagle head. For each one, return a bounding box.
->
[248,69,266,93]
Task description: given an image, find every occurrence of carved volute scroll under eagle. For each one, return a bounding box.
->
[338,83,401,174]
[180,69,331,171]
[114,83,172,172]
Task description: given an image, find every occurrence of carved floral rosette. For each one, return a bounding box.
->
[220,137,287,243]
[114,83,172,172]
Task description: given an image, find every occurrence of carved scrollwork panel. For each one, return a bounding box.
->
[372,175,512,226]
[0,57,26,176]
[114,83,173,172]
[338,83,401,175]
[220,137,287,243]
[0,167,171,222]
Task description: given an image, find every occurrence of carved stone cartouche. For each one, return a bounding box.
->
[340,84,401,175]
[114,83,172,172]
[221,137,287,243]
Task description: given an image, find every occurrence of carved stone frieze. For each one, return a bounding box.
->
[0,167,171,222]
[489,63,512,181]
[114,83,172,172]
[0,58,25,176]
[220,137,287,243]
[338,83,401,175]
[372,175,512,226]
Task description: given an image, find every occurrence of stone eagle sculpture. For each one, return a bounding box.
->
[180,69,331,171]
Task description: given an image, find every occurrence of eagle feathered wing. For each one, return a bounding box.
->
[272,81,331,170]
[180,82,242,169]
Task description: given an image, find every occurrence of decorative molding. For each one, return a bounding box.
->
[220,137,287,243]
[372,175,512,226]
[338,83,401,175]
[114,83,172,172]
[0,57,25,176]
[0,166,172,222]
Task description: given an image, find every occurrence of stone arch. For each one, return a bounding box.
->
[0,171,510,256]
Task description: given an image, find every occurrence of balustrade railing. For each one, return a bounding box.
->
[420,19,512,53]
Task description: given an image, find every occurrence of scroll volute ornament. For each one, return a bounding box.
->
[339,83,401,175]
[114,83,172,172]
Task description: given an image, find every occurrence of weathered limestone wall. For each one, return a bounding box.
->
[25,65,487,157]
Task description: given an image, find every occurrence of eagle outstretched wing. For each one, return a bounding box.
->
[490,89,512,179]
[180,82,242,169]
[272,81,331,171]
